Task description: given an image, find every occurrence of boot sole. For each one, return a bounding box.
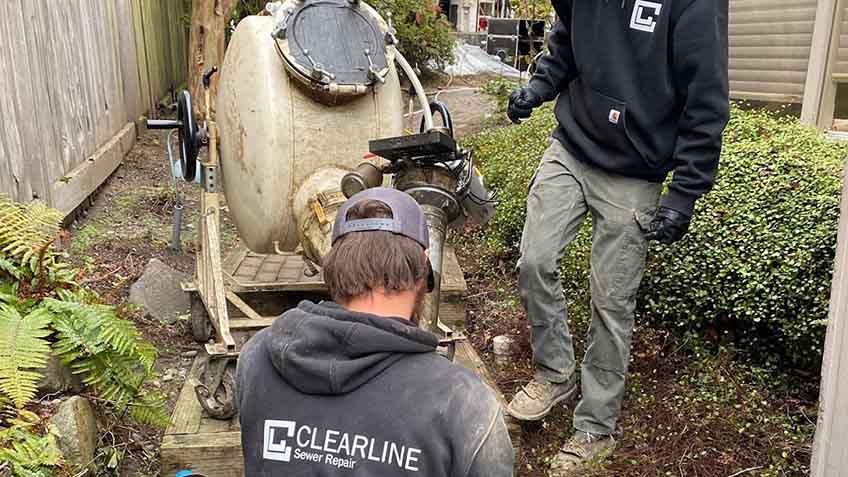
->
[507,384,577,421]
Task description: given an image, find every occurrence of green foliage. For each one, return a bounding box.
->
[641,106,846,370]
[0,415,63,477]
[0,196,74,289]
[480,78,520,114]
[480,78,520,98]
[0,195,169,439]
[368,0,455,71]
[0,305,52,409]
[45,290,167,427]
[68,225,99,256]
[466,105,848,369]
[464,104,558,254]
[511,0,554,19]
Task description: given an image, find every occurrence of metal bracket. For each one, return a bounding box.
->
[365,49,385,84]
[303,49,335,82]
[201,163,218,193]
[436,320,464,362]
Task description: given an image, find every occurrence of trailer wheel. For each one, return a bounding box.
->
[190,295,212,343]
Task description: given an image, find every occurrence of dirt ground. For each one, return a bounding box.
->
[65,75,816,476]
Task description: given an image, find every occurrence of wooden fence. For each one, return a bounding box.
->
[0,0,187,216]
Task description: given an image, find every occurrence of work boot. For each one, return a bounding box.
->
[548,431,616,476]
[507,375,576,421]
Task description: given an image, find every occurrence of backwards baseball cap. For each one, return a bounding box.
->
[332,187,434,292]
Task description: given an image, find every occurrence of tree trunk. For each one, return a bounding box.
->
[188,0,237,119]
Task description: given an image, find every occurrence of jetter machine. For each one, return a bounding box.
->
[149,0,495,419]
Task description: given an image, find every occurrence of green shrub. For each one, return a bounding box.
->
[466,104,848,369]
[368,0,454,71]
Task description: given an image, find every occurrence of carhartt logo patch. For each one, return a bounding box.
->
[630,0,662,33]
[608,109,621,125]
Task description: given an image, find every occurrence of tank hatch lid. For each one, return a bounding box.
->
[279,0,389,88]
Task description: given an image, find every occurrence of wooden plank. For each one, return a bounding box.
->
[160,432,244,477]
[730,91,804,104]
[811,158,848,475]
[131,0,154,116]
[166,356,204,436]
[0,1,30,202]
[19,0,61,199]
[230,317,277,330]
[454,341,521,446]
[226,290,266,322]
[51,123,135,216]
[442,246,469,294]
[115,0,144,123]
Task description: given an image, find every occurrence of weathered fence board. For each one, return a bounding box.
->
[0,0,186,214]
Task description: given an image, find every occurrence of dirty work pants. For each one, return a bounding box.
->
[518,139,661,436]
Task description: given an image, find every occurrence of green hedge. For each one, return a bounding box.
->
[466,104,847,369]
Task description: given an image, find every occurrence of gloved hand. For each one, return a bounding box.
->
[507,86,543,124]
[644,207,691,245]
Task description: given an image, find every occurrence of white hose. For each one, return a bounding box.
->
[394,49,434,131]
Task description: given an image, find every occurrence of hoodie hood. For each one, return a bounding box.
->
[265,301,439,395]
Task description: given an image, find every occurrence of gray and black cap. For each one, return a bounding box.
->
[332,187,434,292]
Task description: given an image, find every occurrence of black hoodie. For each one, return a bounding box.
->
[530,0,729,216]
[236,301,514,476]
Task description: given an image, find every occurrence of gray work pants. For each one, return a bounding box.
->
[517,139,661,436]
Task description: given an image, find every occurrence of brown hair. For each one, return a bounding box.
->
[322,199,429,304]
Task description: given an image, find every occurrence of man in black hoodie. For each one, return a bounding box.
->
[236,187,514,476]
[505,0,729,473]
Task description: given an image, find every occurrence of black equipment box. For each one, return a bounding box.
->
[485,18,545,71]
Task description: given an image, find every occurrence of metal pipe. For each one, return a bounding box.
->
[170,201,184,252]
[419,205,448,334]
[394,50,434,132]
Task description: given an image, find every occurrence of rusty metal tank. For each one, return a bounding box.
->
[216,0,403,254]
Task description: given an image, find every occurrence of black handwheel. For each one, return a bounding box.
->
[419,100,454,137]
[190,294,212,343]
[176,91,198,182]
[145,89,201,182]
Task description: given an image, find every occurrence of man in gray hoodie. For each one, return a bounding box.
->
[236,187,514,476]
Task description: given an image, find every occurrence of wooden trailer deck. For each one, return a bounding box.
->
[216,244,468,327]
[160,247,516,476]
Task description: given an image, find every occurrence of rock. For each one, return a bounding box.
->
[162,368,179,383]
[50,396,98,473]
[129,258,189,324]
[37,353,84,395]
[182,350,198,358]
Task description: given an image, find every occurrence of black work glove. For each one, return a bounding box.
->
[644,207,691,245]
[507,86,543,124]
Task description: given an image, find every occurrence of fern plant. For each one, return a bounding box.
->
[46,290,167,427]
[0,195,75,289]
[0,410,64,477]
[0,304,52,409]
[0,195,169,431]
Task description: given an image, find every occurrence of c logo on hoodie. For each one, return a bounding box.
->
[630,0,662,33]
[264,420,297,462]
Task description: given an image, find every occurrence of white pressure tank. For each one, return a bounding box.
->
[217,0,403,254]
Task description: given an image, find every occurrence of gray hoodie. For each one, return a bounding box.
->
[236,301,514,476]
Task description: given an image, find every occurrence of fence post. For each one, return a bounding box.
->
[801,0,845,129]
[812,157,848,475]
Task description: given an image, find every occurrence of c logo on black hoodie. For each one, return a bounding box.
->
[629,0,662,32]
